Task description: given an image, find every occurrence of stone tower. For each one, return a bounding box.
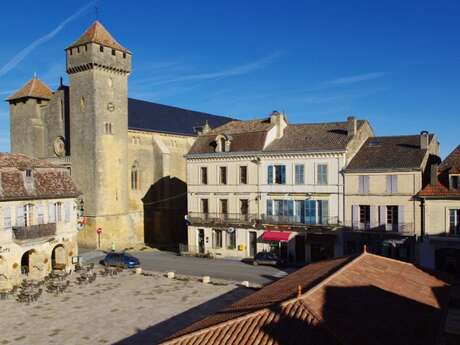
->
[65,21,132,248]
[7,77,52,158]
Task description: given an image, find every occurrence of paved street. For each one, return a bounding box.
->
[0,270,250,345]
[80,249,296,286]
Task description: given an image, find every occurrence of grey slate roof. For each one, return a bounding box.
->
[345,135,432,172]
[127,98,234,136]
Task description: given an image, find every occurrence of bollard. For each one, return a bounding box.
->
[167,272,175,279]
[202,276,211,284]
[135,268,142,275]
[241,281,250,288]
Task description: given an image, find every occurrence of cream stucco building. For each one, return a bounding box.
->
[418,145,460,274]
[7,21,232,250]
[342,132,440,261]
[185,113,373,262]
[0,153,80,289]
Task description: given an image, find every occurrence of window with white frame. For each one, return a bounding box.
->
[295,164,305,184]
[36,204,45,224]
[317,164,328,185]
[212,229,223,249]
[54,202,63,223]
[386,175,398,193]
[267,165,286,184]
[358,175,369,194]
[3,207,11,229]
[23,204,34,227]
[266,199,329,225]
[449,209,460,235]
[226,230,236,249]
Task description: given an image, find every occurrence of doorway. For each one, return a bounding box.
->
[295,235,306,262]
[51,245,67,270]
[198,229,205,254]
[249,231,257,257]
[20,250,35,275]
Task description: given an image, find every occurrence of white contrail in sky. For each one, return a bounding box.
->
[326,72,385,85]
[0,0,97,78]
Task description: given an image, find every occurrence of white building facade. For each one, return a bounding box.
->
[0,153,81,289]
[185,112,373,263]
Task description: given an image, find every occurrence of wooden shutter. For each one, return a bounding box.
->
[48,202,55,223]
[398,205,405,232]
[3,207,11,229]
[16,205,24,227]
[267,165,273,184]
[386,176,392,193]
[370,206,378,229]
[64,202,71,223]
[352,205,359,229]
[379,206,387,229]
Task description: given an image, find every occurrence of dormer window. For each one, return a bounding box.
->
[112,49,116,56]
[215,134,232,153]
[450,175,460,189]
[100,45,104,53]
[25,169,32,178]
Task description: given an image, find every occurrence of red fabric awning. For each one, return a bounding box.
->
[262,231,291,242]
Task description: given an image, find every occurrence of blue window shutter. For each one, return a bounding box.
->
[267,165,273,184]
[319,200,329,224]
[281,165,286,184]
[266,200,273,216]
[305,200,317,224]
[287,200,294,216]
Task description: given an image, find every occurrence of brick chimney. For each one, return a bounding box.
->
[420,131,429,150]
[347,116,357,138]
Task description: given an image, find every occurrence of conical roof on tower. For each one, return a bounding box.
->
[66,20,130,53]
[6,77,53,102]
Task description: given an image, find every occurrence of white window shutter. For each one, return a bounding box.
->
[48,203,55,223]
[358,176,364,193]
[392,176,398,193]
[398,205,405,232]
[370,206,378,229]
[3,207,11,229]
[379,206,387,229]
[16,205,24,227]
[64,202,71,223]
[364,176,369,194]
[386,176,392,193]
[352,205,359,228]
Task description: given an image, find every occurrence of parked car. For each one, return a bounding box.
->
[252,252,284,266]
[102,252,140,269]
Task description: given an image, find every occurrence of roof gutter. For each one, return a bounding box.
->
[186,149,347,159]
[343,167,422,173]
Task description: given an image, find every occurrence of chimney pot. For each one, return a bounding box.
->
[420,131,429,150]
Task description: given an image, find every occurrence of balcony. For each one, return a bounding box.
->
[261,215,340,227]
[188,212,258,226]
[12,223,57,242]
[348,222,415,236]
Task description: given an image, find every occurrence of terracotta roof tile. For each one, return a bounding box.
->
[0,153,80,201]
[7,78,53,101]
[161,253,453,345]
[67,21,129,53]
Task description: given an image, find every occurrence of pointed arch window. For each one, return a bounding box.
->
[131,162,140,190]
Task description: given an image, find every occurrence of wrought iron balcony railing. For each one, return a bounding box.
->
[12,223,57,242]
[349,222,415,235]
[188,212,258,225]
[261,215,340,226]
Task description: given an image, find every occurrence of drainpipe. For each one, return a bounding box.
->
[420,198,425,241]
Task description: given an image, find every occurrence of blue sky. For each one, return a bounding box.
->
[0,0,459,157]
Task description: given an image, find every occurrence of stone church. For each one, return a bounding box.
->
[7,21,232,249]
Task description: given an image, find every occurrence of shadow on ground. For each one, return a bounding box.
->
[112,286,253,345]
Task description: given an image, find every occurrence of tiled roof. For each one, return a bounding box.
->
[161,253,452,345]
[0,153,80,201]
[188,119,366,155]
[345,135,432,171]
[128,98,234,136]
[7,77,53,101]
[67,21,129,53]
[440,145,460,174]
[418,145,460,197]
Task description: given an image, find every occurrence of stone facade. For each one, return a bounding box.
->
[7,21,231,250]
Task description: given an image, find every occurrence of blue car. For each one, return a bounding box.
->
[103,252,140,269]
